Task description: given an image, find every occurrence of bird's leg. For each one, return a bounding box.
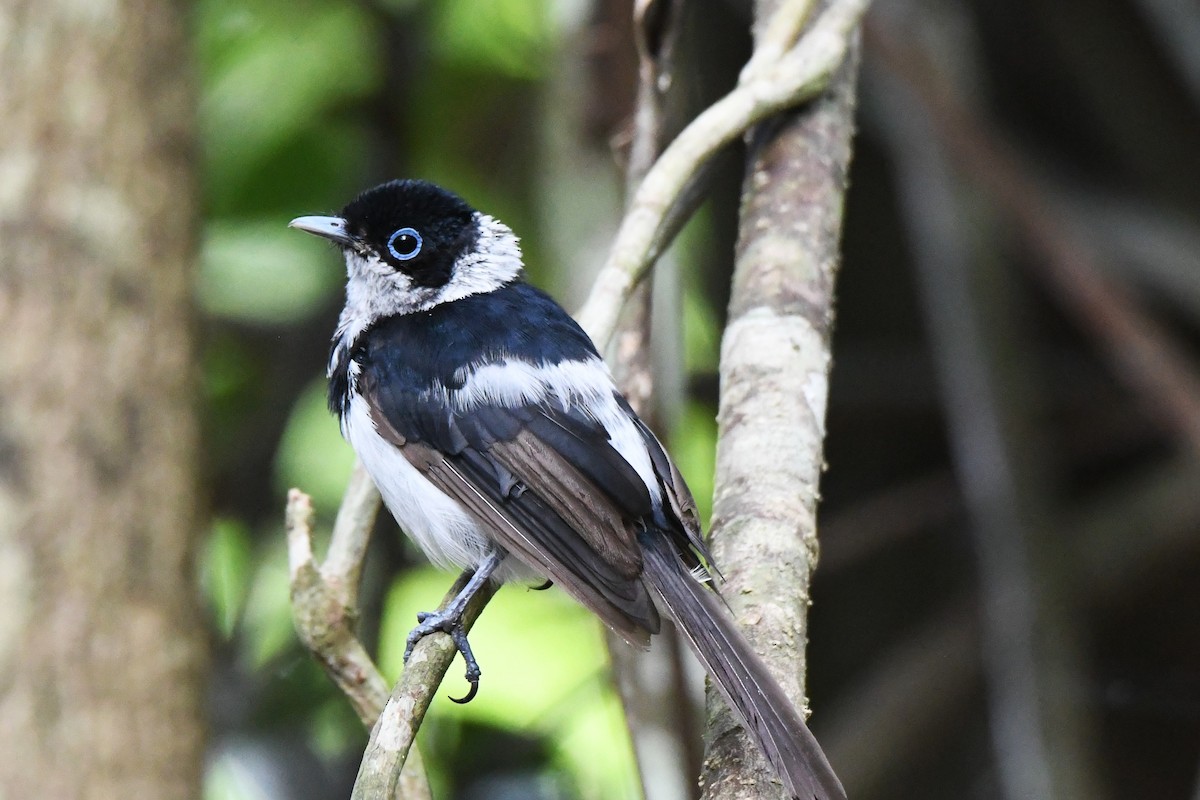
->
[403,549,505,704]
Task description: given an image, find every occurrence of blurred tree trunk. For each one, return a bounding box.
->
[0,1,207,798]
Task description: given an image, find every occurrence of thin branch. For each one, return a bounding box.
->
[819,453,1200,793]
[286,477,432,800]
[823,606,981,799]
[606,4,704,800]
[1073,454,1200,597]
[322,460,383,599]
[744,0,820,76]
[350,573,497,800]
[1055,192,1200,322]
[1133,0,1200,107]
[874,75,1099,800]
[818,471,959,573]
[286,482,389,727]
[867,15,1104,792]
[575,0,871,348]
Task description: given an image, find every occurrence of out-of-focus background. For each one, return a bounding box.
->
[2,0,1199,798]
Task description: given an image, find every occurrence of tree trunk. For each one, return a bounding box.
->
[0,1,207,797]
[701,6,861,797]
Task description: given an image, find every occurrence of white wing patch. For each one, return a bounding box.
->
[446,356,662,503]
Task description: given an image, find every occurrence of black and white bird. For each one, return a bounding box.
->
[290,179,845,800]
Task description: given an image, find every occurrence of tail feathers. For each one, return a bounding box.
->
[641,535,846,800]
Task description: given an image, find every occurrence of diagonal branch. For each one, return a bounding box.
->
[286,474,387,727]
[349,572,497,800]
[604,4,705,799]
[576,0,871,348]
[286,476,434,800]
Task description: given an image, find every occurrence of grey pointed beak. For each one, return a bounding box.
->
[288,215,356,247]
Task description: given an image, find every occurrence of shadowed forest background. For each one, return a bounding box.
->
[2,0,1199,798]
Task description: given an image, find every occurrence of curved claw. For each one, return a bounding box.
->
[530,579,553,591]
[404,608,486,702]
[449,678,480,704]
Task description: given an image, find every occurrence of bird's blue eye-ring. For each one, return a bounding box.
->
[387,227,422,261]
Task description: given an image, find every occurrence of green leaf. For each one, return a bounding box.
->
[555,685,642,800]
[241,533,297,669]
[308,697,365,761]
[199,219,342,325]
[683,282,721,373]
[201,518,254,638]
[431,0,555,79]
[199,0,380,195]
[205,749,273,800]
[672,401,717,530]
[274,379,355,513]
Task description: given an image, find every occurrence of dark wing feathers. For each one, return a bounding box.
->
[401,440,658,644]
[640,533,846,800]
[361,369,660,643]
[523,408,654,519]
[491,431,642,576]
[630,412,713,569]
[346,285,844,799]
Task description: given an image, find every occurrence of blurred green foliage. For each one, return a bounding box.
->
[194,0,722,798]
[275,380,356,511]
[201,222,343,325]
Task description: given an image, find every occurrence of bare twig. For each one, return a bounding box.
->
[745,0,820,74]
[823,606,981,799]
[286,480,388,727]
[1055,193,1200,322]
[287,474,432,799]
[1133,0,1200,107]
[818,471,959,573]
[576,0,871,348]
[605,5,705,800]
[322,461,383,600]
[819,453,1200,793]
[1073,454,1200,597]
[350,573,497,800]
[868,25,1102,795]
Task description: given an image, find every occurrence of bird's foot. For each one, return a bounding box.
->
[404,609,482,704]
[400,550,505,704]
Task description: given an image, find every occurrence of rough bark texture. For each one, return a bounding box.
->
[0,1,207,797]
[701,27,860,800]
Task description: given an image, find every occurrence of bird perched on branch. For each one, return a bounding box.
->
[291,179,845,800]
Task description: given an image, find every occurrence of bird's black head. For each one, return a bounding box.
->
[290,179,525,319]
[338,179,477,289]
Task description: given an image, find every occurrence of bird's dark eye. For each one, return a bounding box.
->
[387,227,422,261]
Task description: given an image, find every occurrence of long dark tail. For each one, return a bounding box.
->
[640,534,846,800]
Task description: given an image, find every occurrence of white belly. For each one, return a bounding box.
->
[344,394,493,570]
